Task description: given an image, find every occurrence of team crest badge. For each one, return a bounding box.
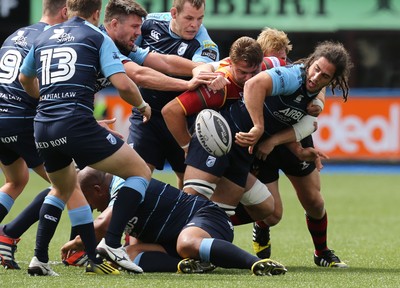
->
[177,43,188,56]
[206,155,216,167]
[106,133,117,145]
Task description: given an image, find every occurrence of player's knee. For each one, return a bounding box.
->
[267,212,283,226]
[303,195,325,215]
[176,235,201,259]
[183,179,216,199]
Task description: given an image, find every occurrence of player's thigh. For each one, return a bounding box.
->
[211,177,245,207]
[90,142,151,180]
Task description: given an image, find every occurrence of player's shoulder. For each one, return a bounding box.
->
[195,25,216,44]
[145,12,172,22]
[2,22,47,48]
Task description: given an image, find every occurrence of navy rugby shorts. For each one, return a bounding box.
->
[0,119,43,168]
[128,110,185,173]
[252,135,316,183]
[34,115,124,172]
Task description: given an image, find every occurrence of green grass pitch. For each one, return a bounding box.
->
[1,170,400,287]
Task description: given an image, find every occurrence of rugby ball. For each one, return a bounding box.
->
[195,109,232,157]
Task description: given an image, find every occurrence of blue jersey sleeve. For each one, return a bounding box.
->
[128,46,150,65]
[19,47,36,77]
[192,25,219,63]
[99,35,126,78]
[266,64,304,96]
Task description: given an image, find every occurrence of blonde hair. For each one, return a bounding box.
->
[257,27,292,56]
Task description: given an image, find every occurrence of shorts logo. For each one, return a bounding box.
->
[177,43,188,56]
[106,133,117,145]
[206,155,216,167]
[1,135,18,143]
[300,161,310,170]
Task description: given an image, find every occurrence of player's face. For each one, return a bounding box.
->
[266,48,287,62]
[306,56,336,93]
[83,189,107,213]
[113,14,143,51]
[231,60,262,86]
[171,2,205,40]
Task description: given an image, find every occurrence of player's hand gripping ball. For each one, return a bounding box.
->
[195,109,232,157]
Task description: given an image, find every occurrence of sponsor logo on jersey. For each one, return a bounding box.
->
[50,28,75,43]
[201,49,217,61]
[124,216,138,235]
[276,107,305,122]
[11,30,27,47]
[206,155,216,167]
[95,77,111,92]
[177,42,188,56]
[203,41,217,49]
[112,52,120,60]
[150,30,161,41]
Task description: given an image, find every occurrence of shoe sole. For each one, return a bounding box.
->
[252,260,287,276]
[97,247,142,274]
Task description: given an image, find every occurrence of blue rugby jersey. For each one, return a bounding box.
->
[20,17,126,122]
[108,176,215,244]
[224,64,320,137]
[0,22,47,119]
[135,12,219,111]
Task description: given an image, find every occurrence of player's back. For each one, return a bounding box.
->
[127,178,214,243]
[29,17,115,121]
[0,22,47,119]
[224,64,317,136]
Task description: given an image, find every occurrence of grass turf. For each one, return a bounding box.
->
[1,171,399,287]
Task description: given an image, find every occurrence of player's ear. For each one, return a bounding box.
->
[170,7,178,19]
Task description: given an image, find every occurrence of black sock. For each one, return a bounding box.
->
[105,187,143,248]
[72,223,100,264]
[35,203,62,263]
[69,226,79,241]
[136,251,180,272]
[230,203,254,225]
[4,188,50,238]
[0,203,9,223]
[207,239,259,269]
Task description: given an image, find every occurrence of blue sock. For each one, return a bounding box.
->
[35,195,64,263]
[0,191,14,222]
[199,238,259,269]
[134,251,180,272]
[4,188,50,238]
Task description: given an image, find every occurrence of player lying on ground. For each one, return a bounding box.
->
[60,167,287,276]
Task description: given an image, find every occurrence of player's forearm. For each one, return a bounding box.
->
[269,128,297,146]
[143,53,198,77]
[19,74,40,99]
[243,76,267,131]
[133,72,190,91]
[162,100,191,148]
